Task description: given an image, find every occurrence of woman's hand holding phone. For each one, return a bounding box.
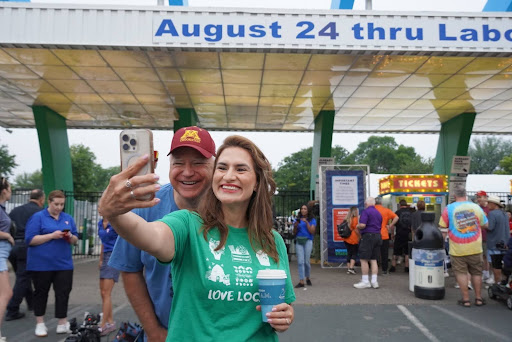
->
[99,154,161,219]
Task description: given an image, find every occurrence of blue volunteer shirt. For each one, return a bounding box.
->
[98,219,118,253]
[359,205,382,234]
[109,183,178,334]
[25,209,78,271]
[295,217,316,240]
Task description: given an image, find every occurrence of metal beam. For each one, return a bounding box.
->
[483,0,512,12]
[330,0,355,9]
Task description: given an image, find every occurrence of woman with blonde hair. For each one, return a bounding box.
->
[343,206,360,275]
[99,135,295,341]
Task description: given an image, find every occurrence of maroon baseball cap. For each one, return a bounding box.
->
[167,126,216,158]
[476,190,487,197]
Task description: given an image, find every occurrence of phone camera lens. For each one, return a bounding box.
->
[122,143,130,151]
[130,139,137,146]
[122,134,129,142]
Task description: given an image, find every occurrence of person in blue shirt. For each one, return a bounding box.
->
[25,190,78,338]
[108,126,216,342]
[293,203,316,288]
[97,217,119,336]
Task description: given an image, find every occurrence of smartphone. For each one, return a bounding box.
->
[62,229,70,233]
[120,129,155,201]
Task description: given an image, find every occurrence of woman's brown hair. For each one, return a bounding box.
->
[48,190,65,202]
[199,135,279,263]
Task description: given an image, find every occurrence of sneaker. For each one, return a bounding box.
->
[353,281,371,289]
[0,336,6,342]
[5,311,25,321]
[56,321,71,334]
[454,283,460,289]
[468,282,473,290]
[306,279,312,286]
[347,268,356,275]
[371,281,379,289]
[389,266,396,273]
[381,270,388,275]
[404,267,409,273]
[35,323,48,337]
[99,322,117,336]
[444,271,450,278]
[397,256,402,265]
[485,277,495,285]
[294,283,304,288]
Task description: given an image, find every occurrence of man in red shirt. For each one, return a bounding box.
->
[375,197,398,275]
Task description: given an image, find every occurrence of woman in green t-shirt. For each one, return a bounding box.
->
[100,135,295,341]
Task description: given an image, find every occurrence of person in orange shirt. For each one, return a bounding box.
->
[375,197,398,275]
[343,206,360,275]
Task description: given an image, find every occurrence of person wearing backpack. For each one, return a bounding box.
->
[342,206,360,275]
[390,199,412,273]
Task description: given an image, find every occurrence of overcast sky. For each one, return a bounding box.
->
[2,0,510,196]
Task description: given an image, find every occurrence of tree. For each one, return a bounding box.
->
[12,169,43,189]
[0,144,17,176]
[496,154,512,175]
[93,165,120,191]
[70,144,119,193]
[468,136,512,174]
[273,146,352,191]
[71,144,99,193]
[349,136,432,174]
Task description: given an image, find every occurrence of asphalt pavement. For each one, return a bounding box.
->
[4,257,512,342]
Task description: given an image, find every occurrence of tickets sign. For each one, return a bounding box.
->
[379,175,448,194]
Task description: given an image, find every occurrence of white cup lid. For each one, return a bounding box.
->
[256,269,287,279]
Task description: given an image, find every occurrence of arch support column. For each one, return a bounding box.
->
[33,106,74,196]
[310,110,335,199]
[433,113,476,175]
[174,108,198,132]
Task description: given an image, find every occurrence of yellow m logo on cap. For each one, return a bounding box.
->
[180,129,201,143]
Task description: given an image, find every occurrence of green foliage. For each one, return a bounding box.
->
[70,144,119,193]
[13,169,43,189]
[273,136,433,192]
[349,136,432,174]
[273,146,352,191]
[468,136,512,174]
[0,144,17,176]
[496,154,512,175]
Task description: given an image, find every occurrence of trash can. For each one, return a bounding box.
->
[412,212,445,300]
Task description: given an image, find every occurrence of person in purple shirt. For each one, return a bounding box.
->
[97,218,120,336]
[353,197,383,289]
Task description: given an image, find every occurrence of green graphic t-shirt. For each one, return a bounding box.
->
[159,209,296,342]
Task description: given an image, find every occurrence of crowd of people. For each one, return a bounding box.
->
[1,126,512,340]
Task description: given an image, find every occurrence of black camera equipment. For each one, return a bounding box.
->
[64,313,101,342]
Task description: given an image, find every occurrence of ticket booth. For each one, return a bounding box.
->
[378,175,449,224]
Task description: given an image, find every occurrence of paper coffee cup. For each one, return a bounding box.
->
[256,269,287,322]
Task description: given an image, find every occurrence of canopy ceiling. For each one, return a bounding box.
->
[1,4,512,133]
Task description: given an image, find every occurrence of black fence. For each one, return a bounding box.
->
[7,190,103,259]
[8,188,508,259]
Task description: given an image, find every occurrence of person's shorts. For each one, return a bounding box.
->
[0,240,12,272]
[393,235,409,256]
[488,249,505,270]
[451,253,483,276]
[345,242,359,261]
[100,251,120,282]
[358,233,382,260]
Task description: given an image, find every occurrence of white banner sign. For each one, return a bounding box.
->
[153,13,512,51]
